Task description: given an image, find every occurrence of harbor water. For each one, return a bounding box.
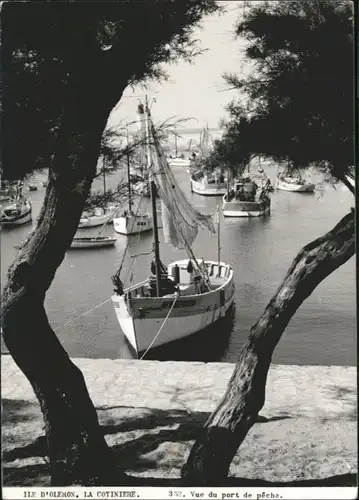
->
[0,163,356,366]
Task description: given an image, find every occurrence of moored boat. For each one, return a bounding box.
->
[113,115,153,236]
[78,206,115,228]
[189,125,226,196]
[113,211,153,236]
[222,177,273,217]
[167,126,191,168]
[191,168,227,196]
[70,236,116,249]
[276,167,315,192]
[168,156,191,168]
[276,174,315,192]
[112,258,234,354]
[111,97,235,357]
[0,197,32,227]
[131,103,158,198]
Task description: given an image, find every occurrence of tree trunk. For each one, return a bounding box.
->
[182,209,355,486]
[1,91,126,485]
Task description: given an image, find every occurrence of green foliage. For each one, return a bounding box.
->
[1,0,219,181]
[208,0,354,182]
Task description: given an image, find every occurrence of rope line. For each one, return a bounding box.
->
[139,292,179,360]
[53,297,112,333]
[129,221,144,285]
[116,194,146,276]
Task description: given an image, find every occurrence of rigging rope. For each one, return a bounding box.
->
[53,297,112,333]
[139,292,179,360]
[129,223,143,285]
[114,194,146,277]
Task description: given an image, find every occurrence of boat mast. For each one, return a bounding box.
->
[102,157,107,200]
[144,95,161,297]
[217,205,221,276]
[126,125,132,213]
[174,126,178,157]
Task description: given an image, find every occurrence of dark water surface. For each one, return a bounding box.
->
[1,166,356,366]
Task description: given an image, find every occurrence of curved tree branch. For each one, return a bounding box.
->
[340,174,355,194]
[182,209,355,486]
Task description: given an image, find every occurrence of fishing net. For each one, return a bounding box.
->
[148,118,215,250]
[199,125,214,158]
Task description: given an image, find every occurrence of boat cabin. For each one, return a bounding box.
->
[122,259,231,301]
[228,178,258,202]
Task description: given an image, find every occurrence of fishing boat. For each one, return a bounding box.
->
[222,175,273,217]
[129,103,159,198]
[189,125,226,195]
[167,126,191,168]
[78,163,116,228]
[276,168,315,192]
[70,236,117,249]
[113,119,153,236]
[0,196,32,227]
[191,168,228,196]
[168,155,191,168]
[111,98,235,356]
[79,206,116,228]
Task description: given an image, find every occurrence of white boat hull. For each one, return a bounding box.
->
[113,213,153,235]
[191,177,227,196]
[112,259,235,354]
[70,236,116,249]
[0,200,32,227]
[276,179,315,192]
[222,197,270,217]
[78,212,113,228]
[168,158,191,168]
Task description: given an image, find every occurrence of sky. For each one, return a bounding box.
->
[107,1,247,134]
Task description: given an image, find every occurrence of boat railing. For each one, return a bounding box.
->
[125,280,148,293]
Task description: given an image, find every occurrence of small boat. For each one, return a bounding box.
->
[222,176,273,217]
[131,104,159,198]
[168,156,191,168]
[167,126,191,168]
[78,206,115,228]
[0,197,32,227]
[113,115,154,236]
[191,168,228,196]
[70,236,117,249]
[113,211,153,235]
[189,125,226,195]
[276,169,315,192]
[42,181,48,187]
[78,157,118,228]
[111,98,235,356]
[27,184,38,191]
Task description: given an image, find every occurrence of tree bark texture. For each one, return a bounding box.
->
[2,89,125,485]
[182,209,355,486]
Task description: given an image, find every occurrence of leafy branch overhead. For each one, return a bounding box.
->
[206,0,354,186]
[2,0,220,181]
[84,114,194,210]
